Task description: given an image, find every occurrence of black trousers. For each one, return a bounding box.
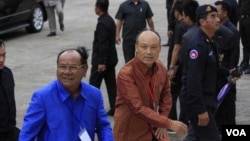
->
[240,16,250,68]
[184,108,220,141]
[122,39,136,63]
[215,85,236,133]
[0,127,20,141]
[89,65,117,112]
[168,67,189,125]
[168,66,182,119]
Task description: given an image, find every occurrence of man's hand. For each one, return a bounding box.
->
[116,36,121,45]
[167,69,175,80]
[167,66,178,80]
[169,120,187,139]
[198,112,209,126]
[167,30,173,37]
[98,64,106,72]
[229,68,236,74]
[229,67,243,84]
[154,128,167,140]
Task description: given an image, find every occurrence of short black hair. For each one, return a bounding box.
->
[76,46,89,65]
[215,0,231,18]
[173,1,184,16]
[96,0,109,13]
[57,46,89,65]
[0,39,5,48]
[183,0,199,23]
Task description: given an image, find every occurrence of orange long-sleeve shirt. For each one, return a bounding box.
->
[113,57,172,141]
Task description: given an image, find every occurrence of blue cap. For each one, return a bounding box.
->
[196,4,217,17]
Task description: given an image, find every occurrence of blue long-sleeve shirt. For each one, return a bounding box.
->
[19,80,114,141]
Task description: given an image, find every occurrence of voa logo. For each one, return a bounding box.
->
[226,129,247,136]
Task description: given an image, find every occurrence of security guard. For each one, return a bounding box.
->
[215,0,240,133]
[239,0,250,73]
[180,5,229,141]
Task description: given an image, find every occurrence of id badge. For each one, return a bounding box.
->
[78,128,91,141]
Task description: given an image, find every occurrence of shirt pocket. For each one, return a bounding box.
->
[207,50,217,65]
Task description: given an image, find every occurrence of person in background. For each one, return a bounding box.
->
[180,5,224,141]
[167,0,189,126]
[223,0,239,26]
[167,0,199,127]
[0,39,20,141]
[19,47,114,141]
[113,29,187,141]
[89,0,118,116]
[215,0,240,133]
[239,0,250,74]
[164,0,192,48]
[162,0,174,47]
[39,0,65,37]
[115,0,155,63]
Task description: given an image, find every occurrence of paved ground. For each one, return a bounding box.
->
[1,0,249,140]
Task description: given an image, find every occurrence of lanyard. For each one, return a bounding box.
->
[147,73,156,102]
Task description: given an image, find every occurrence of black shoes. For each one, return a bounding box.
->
[60,24,64,32]
[244,67,250,74]
[240,63,250,74]
[107,109,115,116]
[47,24,63,37]
[47,32,56,37]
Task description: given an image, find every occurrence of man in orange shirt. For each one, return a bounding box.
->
[113,29,187,141]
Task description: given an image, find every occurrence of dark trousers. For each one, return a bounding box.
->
[168,81,180,121]
[240,17,250,68]
[168,67,188,125]
[165,6,172,44]
[0,127,20,141]
[122,39,136,63]
[89,65,117,112]
[167,44,173,68]
[169,83,188,125]
[184,108,220,141]
[215,85,236,133]
[167,37,175,68]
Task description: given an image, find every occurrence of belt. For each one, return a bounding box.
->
[241,14,249,19]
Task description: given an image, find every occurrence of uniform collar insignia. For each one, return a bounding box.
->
[209,51,213,56]
[206,38,210,43]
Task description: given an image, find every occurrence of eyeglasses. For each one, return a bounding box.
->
[57,64,86,72]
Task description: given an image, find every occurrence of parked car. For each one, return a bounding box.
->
[0,0,47,35]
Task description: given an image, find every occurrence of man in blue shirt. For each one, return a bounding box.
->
[19,47,114,141]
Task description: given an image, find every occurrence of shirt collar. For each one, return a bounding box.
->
[133,57,157,76]
[56,80,86,102]
[98,12,108,20]
[129,0,141,5]
[223,20,231,27]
